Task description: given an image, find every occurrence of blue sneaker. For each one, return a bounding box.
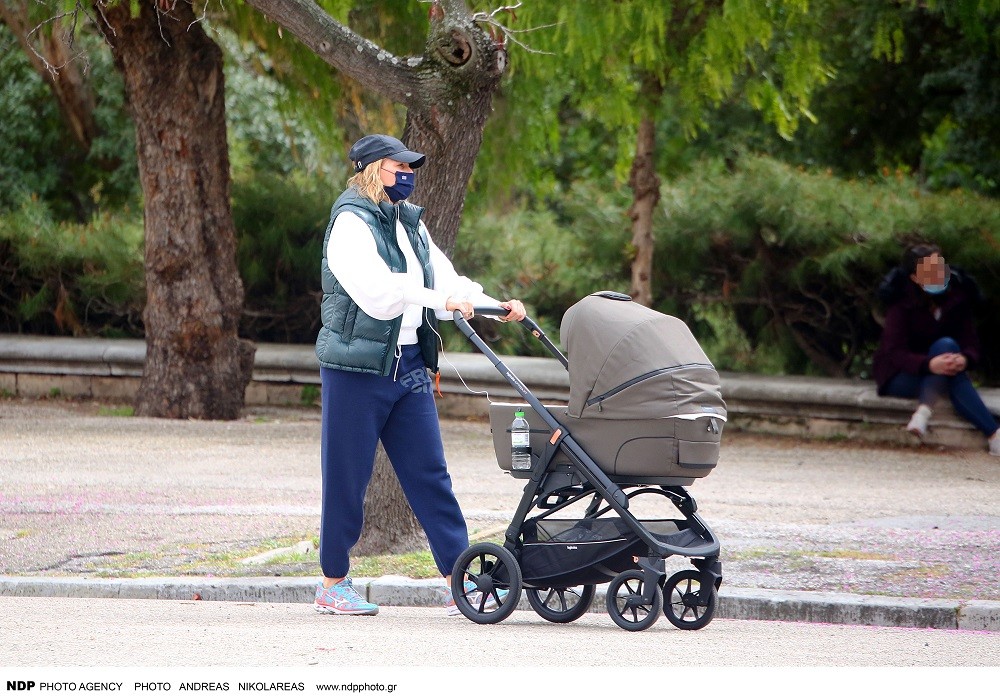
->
[445,580,508,617]
[315,578,378,616]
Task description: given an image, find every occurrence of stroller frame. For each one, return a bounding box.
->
[451,306,723,631]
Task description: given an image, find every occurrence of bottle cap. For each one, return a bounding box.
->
[515,410,524,417]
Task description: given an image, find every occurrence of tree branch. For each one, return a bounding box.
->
[242,0,421,107]
[1,0,99,152]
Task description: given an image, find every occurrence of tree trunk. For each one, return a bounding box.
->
[97,0,254,419]
[352,447,425,556]
[628,116,661,308]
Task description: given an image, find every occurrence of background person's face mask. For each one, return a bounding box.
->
[922,279,950,295]
[911,253,950,295]
[383,169,415,202]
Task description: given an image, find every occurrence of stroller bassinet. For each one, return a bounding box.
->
[490,293,726,483]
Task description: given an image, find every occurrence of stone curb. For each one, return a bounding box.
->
[2,576,997,632]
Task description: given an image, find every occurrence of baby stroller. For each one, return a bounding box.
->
[450,291,726,631]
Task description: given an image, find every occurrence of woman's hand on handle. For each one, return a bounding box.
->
[446,297,475,320]
[498,299,526,322]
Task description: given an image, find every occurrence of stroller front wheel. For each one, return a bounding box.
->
[451,543,522,624]
[606,570,662,632]
[662,569,717,630]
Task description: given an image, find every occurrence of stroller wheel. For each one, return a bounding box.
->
[606,570,662,632]
[450,543,522,624]
[526,585,596,623]
[663,569,717,630]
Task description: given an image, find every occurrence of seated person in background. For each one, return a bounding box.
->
[873,243,999,457]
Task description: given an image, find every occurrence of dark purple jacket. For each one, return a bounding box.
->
[872,268,983,394]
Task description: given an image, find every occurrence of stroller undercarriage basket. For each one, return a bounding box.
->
[520,517,710,589]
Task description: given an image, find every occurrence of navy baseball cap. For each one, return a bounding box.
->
[349,134,426,172]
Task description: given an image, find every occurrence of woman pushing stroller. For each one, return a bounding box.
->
[313,134,525,615]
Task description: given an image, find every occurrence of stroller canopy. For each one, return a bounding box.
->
[560,292,727,421]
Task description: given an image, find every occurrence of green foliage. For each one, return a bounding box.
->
[657,154,1000,380]
[220,29,332,177]
[0,23,139,221]
[704,1,1000,197]
[686,302,789,376]
[870,0,999,59]
[459,151,1000,380]
[0,198,145,336]
[300,384,320,406]
[450,181,632,355]
[476,0,832,200]
[231,171,330,343]
[0,25,63,212]
[458,153,999,383]
[0,15,341,341]
[4,0,999,395]
[224,0,428,150]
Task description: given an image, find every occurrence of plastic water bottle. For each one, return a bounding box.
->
[510,410,531,470]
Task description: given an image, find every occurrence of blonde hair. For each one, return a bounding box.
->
[346,160,389,204]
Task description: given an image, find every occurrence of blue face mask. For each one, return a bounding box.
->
[922,279,949,295]
[383,169,415,202]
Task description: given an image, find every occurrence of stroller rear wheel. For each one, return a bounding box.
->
[451,543,522,624]
[606,570,662,631]
[526,585,596,623]
[663,569,717,630]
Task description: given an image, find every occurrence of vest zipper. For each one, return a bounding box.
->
[392,344,402,382]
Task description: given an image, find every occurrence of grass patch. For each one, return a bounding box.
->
[728,547,896,562]
[726,547,788,561]
[90,551,166,578]
[244,550,317,566]
[82,536,314,577]
[62,532,507,579]
[806,549,897,561]
[98,405,135,417]
[348,551,440,579]
[300,385,320,406]
[882,564,952,581]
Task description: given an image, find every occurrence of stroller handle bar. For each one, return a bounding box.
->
[453,308,568,369]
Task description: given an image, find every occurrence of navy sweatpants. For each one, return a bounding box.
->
[319,344,469,578]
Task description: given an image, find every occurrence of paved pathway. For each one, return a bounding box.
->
[2,596,996,666]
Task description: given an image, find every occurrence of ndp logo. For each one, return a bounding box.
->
[7,681,36,691]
